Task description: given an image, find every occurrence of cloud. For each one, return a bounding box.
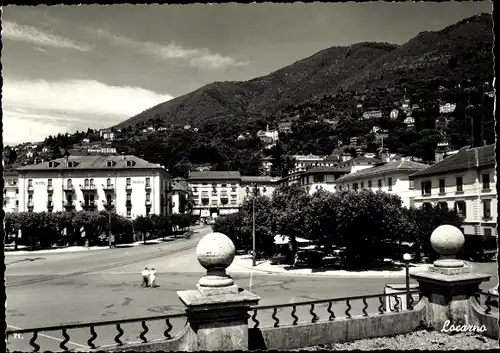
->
[2,20,93,52]
[91,28,249,70]
[2,78,174,144]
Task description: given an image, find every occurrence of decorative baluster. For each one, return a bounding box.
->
[291,305,299,325]
[30,331,41,352]
[252,309,260,329]
[393,295,400,312]
[327,302,335,321]
[87,326,97,349]
[59,329,70,351]
[310,304,319,323]
[272,308,280,328]
[164,319,173,339]
[485,295,493,315]
[378,296,385,314]
[345,299,352,318]
[115,324,124,346]
[361,298,368,316]
[139,321,149,343]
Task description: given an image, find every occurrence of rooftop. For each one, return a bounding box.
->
[336,160,429,183]
[16,155,164,172]
[188,171,241,181]
[411,144,495,178]
[301,166,350,175]
[241,176,277,183]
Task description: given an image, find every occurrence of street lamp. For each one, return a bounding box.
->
[246,184,259,267]
[403,253,412,310]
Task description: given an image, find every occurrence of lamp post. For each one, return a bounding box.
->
[403,253,411,310]
[246,184,259,267]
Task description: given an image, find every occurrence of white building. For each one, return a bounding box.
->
[404,116,415,128]
[16,155,173,219]
[189,171,242,219]
[171,177,191,214]
[188,171,278,220]
[296,167,349,195]
[338,156,382,174]
[100,130,115,141]
[335,160,428,208]
[390,109,399,120]
[410,144,496,238]
[3,169,19,213]
[439,103,457,114]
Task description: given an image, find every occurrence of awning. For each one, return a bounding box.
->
[274,234,312,245]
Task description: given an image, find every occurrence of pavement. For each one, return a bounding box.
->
[5,225,498,352]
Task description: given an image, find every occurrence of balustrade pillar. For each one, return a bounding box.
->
[410,225,491,331]
[177,232,260,351]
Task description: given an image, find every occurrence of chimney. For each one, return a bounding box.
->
[435,151,444,163]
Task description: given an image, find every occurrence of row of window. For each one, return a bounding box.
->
[27,178,153,188]
[338,178,393,192]
[420,173,491,196]
[423,199,493,219]
[193,199,238,206]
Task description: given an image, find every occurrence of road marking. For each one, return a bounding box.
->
[7,324,88,349]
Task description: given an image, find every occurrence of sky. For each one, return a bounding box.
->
[1,2,492,145]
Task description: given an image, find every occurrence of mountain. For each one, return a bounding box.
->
[115,13,492,129]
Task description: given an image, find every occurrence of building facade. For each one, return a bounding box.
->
[16,155,173,219]
[296,167,349,195]
[189,171,242,219]
[171,177,192,214]
[410,144,496,237]
[188,171,278,219]
[335,160,429,208]
[3,169,19,213]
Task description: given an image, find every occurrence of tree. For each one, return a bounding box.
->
[272,184,313,263]
[133,216,154,244]
[213,212,246,251]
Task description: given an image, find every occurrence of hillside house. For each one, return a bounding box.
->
[362,110,383,120]
[237,132,252,141]
[404,116,415,128]
[390,109,399,120]
[439,103,457,114]
[338,156,382,174]
[100,130,115,141]
[278,121,293,133]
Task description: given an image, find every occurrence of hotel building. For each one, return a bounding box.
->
[410,144,496,238]
[188,171,278,219]
[16,155,173,219]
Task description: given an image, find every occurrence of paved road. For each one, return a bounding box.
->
[6,225,498,352]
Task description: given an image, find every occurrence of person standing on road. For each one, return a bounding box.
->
[149,268,157,288]
[141,267,150,287]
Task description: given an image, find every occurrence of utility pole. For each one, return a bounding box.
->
[252,193,256,267]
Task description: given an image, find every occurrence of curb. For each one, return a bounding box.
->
[233,260,429,278]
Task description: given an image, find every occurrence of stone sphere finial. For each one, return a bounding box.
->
[196,232,236,271]
[430,224,465,268]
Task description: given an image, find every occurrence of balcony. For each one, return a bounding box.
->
[27,185,34,192]
[63,185,75,192]
[47,201,54,209]
[125,201,132,208]
[102,184,115,192]
[47,185,54,193]
[27,200,34,208]
[126,184,132,191]
[145,184,152,191]
[145,200,152,206]
[80,184,97,192]
[80,201,97,210]
[102,200,115,209]
[63,200,75,209]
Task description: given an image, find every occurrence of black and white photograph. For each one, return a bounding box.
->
[3,2,498,351]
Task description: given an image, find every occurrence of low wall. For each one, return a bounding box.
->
[248,301,427,350]
[468,298,499,340]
